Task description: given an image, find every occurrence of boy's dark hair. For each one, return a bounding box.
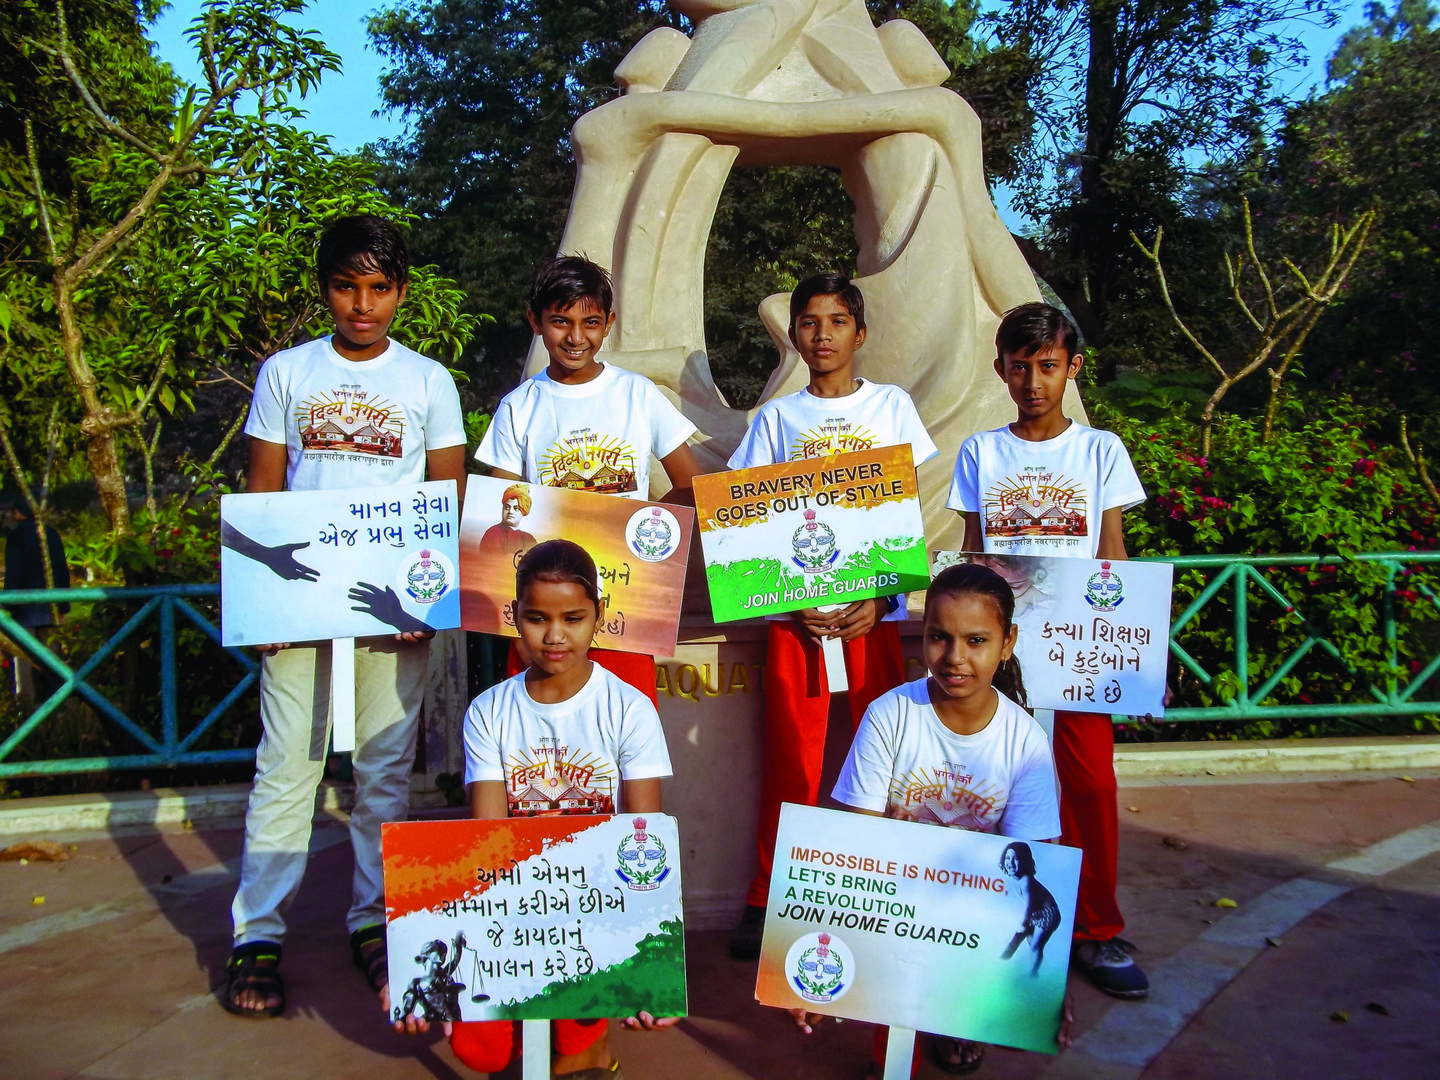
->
[789,272,866,332]
[995,302,1078,360]
[924,562,1027,707]
[515,539,602,612]
[527,256,614,318]
[1001,840,1037,877]
[316,214,410,288]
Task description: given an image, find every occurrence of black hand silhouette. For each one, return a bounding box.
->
[261,541,320,582]
[221,521,319,582]
[348,582,432,635]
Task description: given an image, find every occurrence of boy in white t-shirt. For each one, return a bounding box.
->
[224,215,466,1019]
[726,272,938,959]
[946,301,1150,1000]
[476,256,699,700]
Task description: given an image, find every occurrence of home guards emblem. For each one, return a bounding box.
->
[1084,561,1124,612]
[791,510,840,574]
[626,506,680,563]
[787,931,852,1004]
[403,549,453,604]
[615,817,670,891]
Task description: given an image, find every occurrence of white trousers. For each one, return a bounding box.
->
[231,636,429,945]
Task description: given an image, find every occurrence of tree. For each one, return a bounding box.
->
[1263,11,1438,433]
[1327,0,1436,79]
[1133,197,1374,453]
[994,0,1338,375]
[367,0,678,399]
[7,0,345,537]
[1,1,486,570]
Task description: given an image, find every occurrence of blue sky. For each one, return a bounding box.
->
[146,0,1367,229]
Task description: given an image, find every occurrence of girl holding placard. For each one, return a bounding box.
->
[391,539,675,1076]
[828,563,1073,1076]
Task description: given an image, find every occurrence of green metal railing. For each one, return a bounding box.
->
[1150,551,1440,723]
[1,552,1437,778]
[0,585,257,778]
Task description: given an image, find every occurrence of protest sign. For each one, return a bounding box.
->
[459,478,693,658]
[755,804,1080,1054]
[933,552,1173,715]
[693,446,928,623]
[382,814,687,1024]
[219,480,459,647]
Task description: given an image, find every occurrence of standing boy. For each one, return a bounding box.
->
[475,256,700,700]
[726,272,937,959]
[947,301,1150,999]
[223,215,466,1017]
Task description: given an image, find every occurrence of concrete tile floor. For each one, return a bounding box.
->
[1,772,1436,1079]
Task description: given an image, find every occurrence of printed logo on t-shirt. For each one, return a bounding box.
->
[539,428,638,494]
[984,467,1088,549]
[295,385,406,463]
[789,418,877,460]
[885,763,1008,830]
[504,737,616,817]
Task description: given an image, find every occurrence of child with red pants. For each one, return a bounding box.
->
[391,541,676,1076]
[725,272,937,959]
[948,301,1150,999]
[476,256,699,702]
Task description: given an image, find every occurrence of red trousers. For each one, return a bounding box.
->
[1054,709,1124,941]
[504,643,658,705]
[746,620,907,907]
[450,1017,606,1072]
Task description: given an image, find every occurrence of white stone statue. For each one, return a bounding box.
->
[526,0,1083,553]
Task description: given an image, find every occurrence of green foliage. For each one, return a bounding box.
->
[1327,0,1436,80]
[1088,393,1440,738]
[366,0,678,401]
[1262,18,1439,443]
[993,0,1339,360]
[0,0,487,554]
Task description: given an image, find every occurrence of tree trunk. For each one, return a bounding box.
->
[55,278,130,537]
[1072,0,1122,374]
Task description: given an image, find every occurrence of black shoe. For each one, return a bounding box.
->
[727,904,766,960]
[1072,937,1149,999]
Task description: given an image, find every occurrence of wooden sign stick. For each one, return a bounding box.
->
[522,1019,551,1080]
[883,1026,917,1080]
[330,638,356,753]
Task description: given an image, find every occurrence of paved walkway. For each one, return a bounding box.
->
[2,769,1437,1079]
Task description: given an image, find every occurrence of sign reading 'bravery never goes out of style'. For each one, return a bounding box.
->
[693,445,929,623]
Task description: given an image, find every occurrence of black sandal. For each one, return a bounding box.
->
[928,1035,986,1075]
[221,941,285,1018]
[350,923,388,993]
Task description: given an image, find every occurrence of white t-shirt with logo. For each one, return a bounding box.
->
[463,664,673,817]
[477,363,697,500]
[727,379,938,473]
[832,679,1060,838]
[947,421,1145,558]
[728,379,937,621]
[244,336,465,491]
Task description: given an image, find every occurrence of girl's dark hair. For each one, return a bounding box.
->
[528,255,614,318]
[1001,840,1036,877]
[924,562,1028,707]
[789,272,866,332]
[995,301,1078,360]
[515,539,602,611]
[316,214,410,287]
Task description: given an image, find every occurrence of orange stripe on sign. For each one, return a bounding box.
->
[382,816,606,920]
